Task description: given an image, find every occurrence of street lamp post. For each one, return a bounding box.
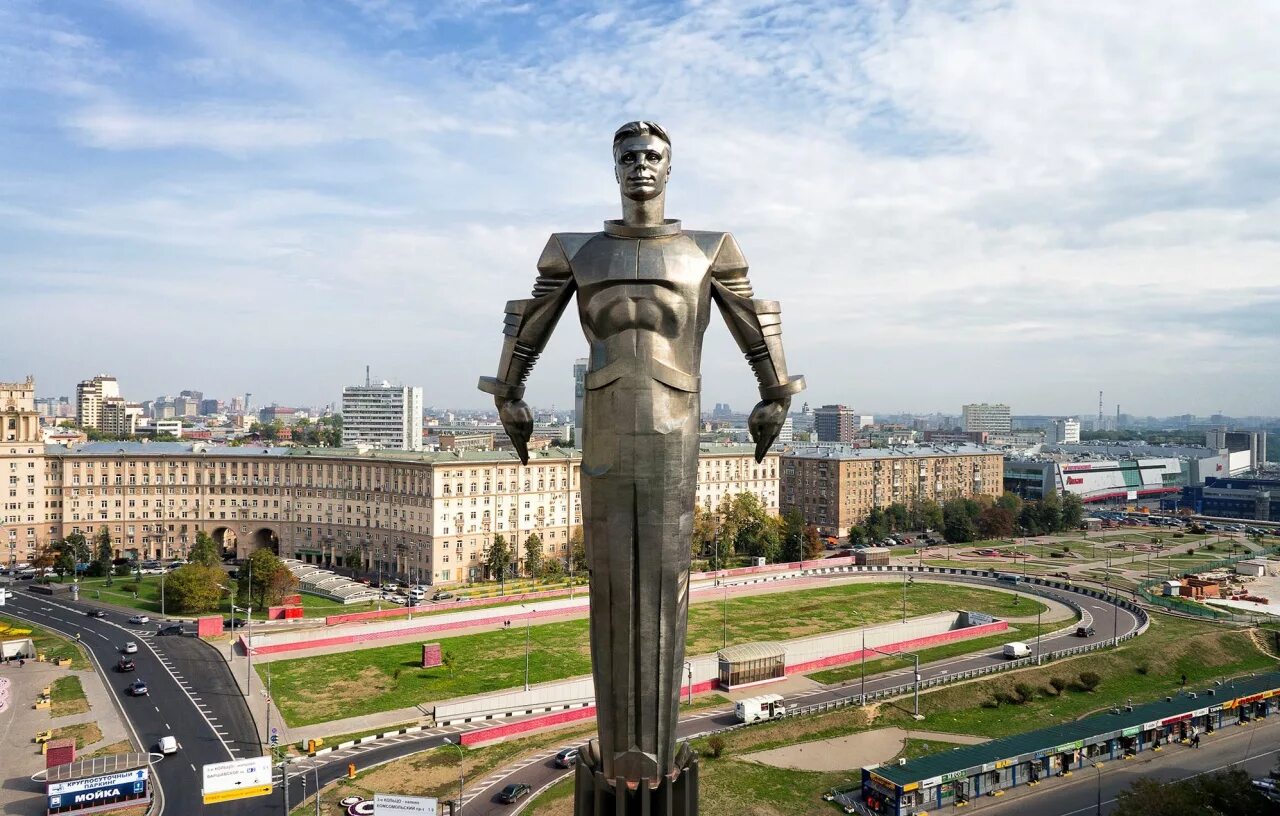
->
[1036,606,1043,665]
[684,660,693,705]
[443,737,465,815]
[722,585,729,648]
[866,643,921,717]
[522,605,533,691]
[901,573,913,623]
[1083,754,1103,815]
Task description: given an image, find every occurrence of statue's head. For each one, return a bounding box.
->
[613,121,671,202]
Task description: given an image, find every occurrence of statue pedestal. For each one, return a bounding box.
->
[573,745,698,816]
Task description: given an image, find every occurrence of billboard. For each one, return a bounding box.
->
[374,793,439,815]
[202,756,273,805]
[48,768,148,811]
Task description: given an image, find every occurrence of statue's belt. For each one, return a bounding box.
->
[584,359,700,393]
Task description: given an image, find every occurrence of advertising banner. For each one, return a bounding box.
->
[48,768,148,810]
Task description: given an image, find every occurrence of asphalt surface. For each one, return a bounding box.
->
[976,715,1280,815]
[4,587,262,815]
[4,573,1142,815]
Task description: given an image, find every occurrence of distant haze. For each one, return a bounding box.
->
[2,2,1278,416]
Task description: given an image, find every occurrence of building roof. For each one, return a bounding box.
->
[45,441,770,464]
[876,671,1280,788]
[717,642,786,662]
[782,443,1001,461]
[45,752,150,783]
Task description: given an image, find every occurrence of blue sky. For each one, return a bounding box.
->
[2,0,1278,417]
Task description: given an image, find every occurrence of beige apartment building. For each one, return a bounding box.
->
[780,444,1004,537]
[2,377,47,564]
[15,437,777,584]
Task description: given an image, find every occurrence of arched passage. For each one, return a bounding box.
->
[212,527,237,559]
[249,528,279,555]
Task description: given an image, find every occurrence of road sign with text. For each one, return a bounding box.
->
[202,756,273,805]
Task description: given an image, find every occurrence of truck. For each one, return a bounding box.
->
[734,693,787,723]
[1002,642,1032,659]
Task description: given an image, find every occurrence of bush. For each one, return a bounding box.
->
[981,696,1002,709]
[1049,551,1065,558]
[1204,543,1215,551]
[1013,682,1036,704]
[1078,671,1102,692]
[1061,545,1071,553]
[113,562,132,577]
[1049,677,1067,695]
[1135,663,1149,675]
[1172,532,1184,538]
[706,735,725,758]
[120,583,139,594]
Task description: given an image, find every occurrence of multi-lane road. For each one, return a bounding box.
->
[0,571,1194,816]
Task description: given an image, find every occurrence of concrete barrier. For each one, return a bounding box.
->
[459,706,597,747]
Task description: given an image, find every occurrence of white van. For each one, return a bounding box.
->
[157,736,178,755]
[1002,642,1031,659]
[734,693,786,723]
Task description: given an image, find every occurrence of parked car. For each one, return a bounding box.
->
[1075,626,1096,638]
[128,679,149,696]
[157,624,184,636]
[224,618,247,629]
[86,609,107,618]
[117,657,136,672]
[157,735,178,755]
[431,591,454,601]
[122,642,138,654]
[128,614,150,625]
[553,747,579,768]
[497,783,532,804]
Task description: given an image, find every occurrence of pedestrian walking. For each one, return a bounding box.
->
[1192,734,1200,749]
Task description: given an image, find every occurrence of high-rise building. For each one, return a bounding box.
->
[573,358,588,450]
[341,381,424,451]
[1,376,47,565]
[75,375,138,436]
[962,403,1011,434]
[813,405,872,443]
[1049,418,1081,445]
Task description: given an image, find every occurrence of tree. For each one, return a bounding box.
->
[692,506,717,560]
[237,548,295,608]
[847,524,867,547]
[918,500,944,533]
[943,498,980,543]
[864,507,890,543]
[713,495,740,562]
[995,492,1023,517]
[1037,490,1063,534]
[568,527,588,573]
[164,564,226,613]
[485,534,512,583]
[53,548,76,578]
[1060,492,1084,530]
[523,533,544,579]
[802,524,824,560]
[95,527,114,585]
[62,532,90,565]
[729,493,779,562]
[189,531,221,567]
[1113,769,1271,816]
[779,509,805,563]
[977,505,1015,540]
[887,503,910,532]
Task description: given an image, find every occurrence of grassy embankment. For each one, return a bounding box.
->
[263,582,1046,727]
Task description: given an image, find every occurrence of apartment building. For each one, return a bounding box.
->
[341,382,424,451]
[962,403,1012,434]
[2,377,48,565]
[25,440,777,584]
[813,404,873,443]
[75,375,139,436]
[780,444,1004,537]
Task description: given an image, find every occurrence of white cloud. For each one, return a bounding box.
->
[3,0,1278,416]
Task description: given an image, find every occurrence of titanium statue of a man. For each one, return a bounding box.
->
[479,121,804,810]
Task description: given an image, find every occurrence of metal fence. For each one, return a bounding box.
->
[1136,543,1280,621]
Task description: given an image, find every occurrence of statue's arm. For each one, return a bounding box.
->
[709,233,805,461]
[477,235,577,463]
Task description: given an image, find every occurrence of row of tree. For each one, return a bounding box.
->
[848,491,1087,546]
[692,494,824,566]
[482,529,589,583]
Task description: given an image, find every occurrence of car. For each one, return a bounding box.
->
[157,735,178,755]
[224,618,247,629]
[553,747,579,768]
[1075,626,1096,638]
[157,624,184,636]
[497,783,532,804]
[122,641,138,654]
[86,609,107,618]
[117,657,136,672]
[431,591,454,601]
[128,614,150,625]
[128,679,149,696]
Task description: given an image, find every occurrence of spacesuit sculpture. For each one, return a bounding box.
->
[479,121,804,812]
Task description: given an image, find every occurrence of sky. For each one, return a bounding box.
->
[2,0,1278,418]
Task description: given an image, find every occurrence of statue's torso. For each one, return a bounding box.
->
[561,230,724,393]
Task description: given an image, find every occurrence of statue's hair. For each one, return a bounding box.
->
[613,121,671,156]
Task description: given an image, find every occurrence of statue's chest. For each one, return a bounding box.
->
[571,235,711,338]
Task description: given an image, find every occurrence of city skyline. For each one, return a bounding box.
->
[2,2,1278,416]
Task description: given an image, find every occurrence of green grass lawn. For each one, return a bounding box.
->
[263,582,1046,727]
[49,675,90,717]
[807,620,1073,685]
[0,614,89,669]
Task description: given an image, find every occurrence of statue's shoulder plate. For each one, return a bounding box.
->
[547,233,598,267]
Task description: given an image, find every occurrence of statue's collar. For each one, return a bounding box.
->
[603,219,682,238]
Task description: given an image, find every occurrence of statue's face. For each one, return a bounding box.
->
[614,134,671,202]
